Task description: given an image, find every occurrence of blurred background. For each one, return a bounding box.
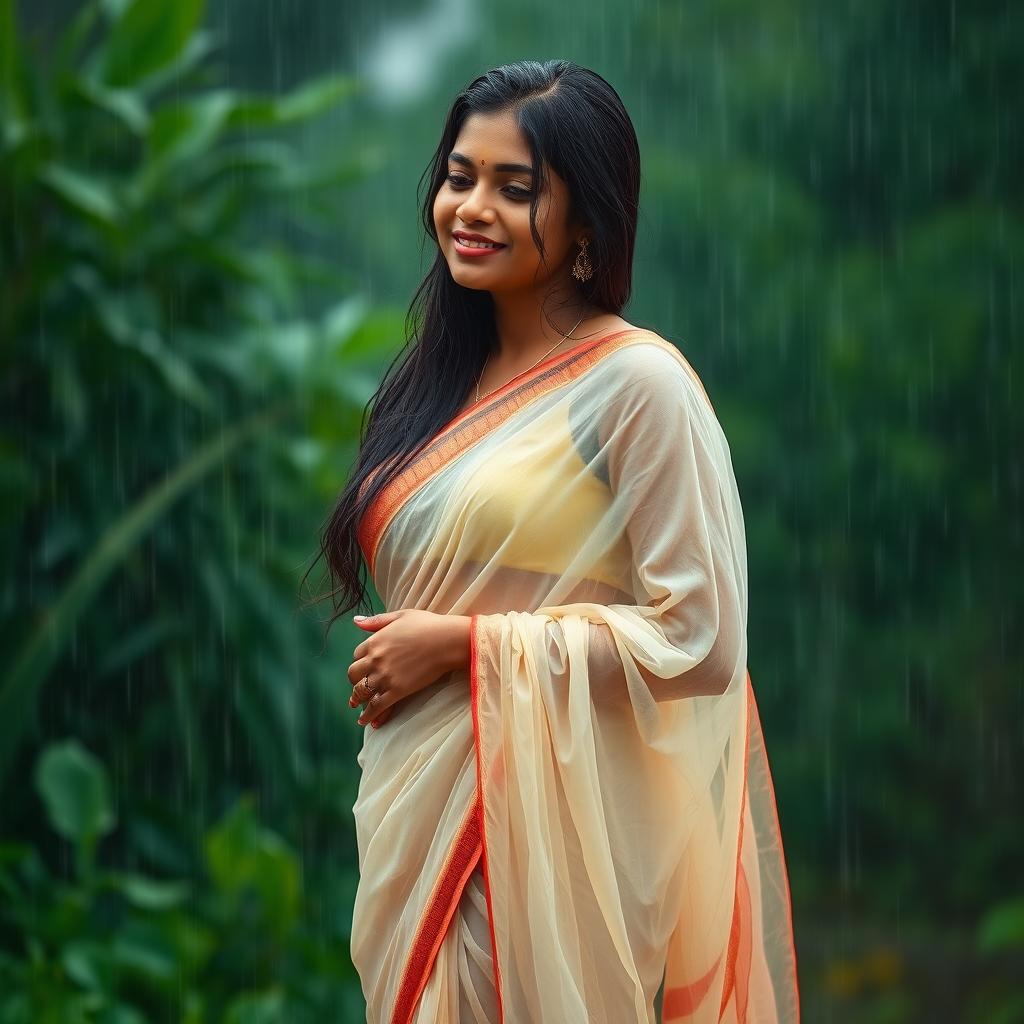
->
[1,1,1021,1021]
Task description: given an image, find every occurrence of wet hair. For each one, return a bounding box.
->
[303,60,641,630]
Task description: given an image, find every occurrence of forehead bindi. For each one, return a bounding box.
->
[448,149,535,176]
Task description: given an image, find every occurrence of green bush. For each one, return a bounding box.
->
[0,739,358,1021]
[0,0,394,1016]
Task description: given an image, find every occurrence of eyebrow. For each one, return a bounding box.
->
[448,151,535,176]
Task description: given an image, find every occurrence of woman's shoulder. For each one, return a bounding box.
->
[591,322,705,394]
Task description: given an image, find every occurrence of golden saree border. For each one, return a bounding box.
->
[357,328,713,578]
[390,796,483,1024]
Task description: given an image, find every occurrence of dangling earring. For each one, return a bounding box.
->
[571,237,593,282]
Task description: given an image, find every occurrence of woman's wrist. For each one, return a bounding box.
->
[436,613,472,674]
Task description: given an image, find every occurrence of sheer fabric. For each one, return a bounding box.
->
[410,863,499,1023]
[350,329,800,1023]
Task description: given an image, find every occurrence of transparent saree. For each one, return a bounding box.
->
[350,329,800,1023]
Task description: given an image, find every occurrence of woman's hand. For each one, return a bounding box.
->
[347,609,471,729]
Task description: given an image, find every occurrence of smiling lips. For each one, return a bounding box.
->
[452,230,506,253]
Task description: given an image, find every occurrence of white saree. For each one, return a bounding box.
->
[350,329,800,1023]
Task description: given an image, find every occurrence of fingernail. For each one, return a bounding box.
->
[353,615,366,621]
[371,722,379,729]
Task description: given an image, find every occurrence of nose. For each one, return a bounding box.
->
[454,183,496,226]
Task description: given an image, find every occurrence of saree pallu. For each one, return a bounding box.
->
[351,329,800,1023]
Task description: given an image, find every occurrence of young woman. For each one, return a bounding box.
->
[314,60,800,1023]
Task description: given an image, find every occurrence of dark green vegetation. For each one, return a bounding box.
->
[2,0,1022,1020]
[1,0,394,1018]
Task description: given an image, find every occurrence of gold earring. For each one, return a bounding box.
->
[571,237,593,282]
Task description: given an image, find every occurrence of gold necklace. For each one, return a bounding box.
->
[475,313,588,404]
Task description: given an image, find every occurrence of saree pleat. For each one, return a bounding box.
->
[350,329,800,1023]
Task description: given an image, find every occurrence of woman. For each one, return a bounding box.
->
[314,60,800,1023]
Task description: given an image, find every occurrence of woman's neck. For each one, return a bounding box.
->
[490,303,606,363]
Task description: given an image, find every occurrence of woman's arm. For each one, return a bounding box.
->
[434,613,473,673]
[474,347,746,708]
[349,611,472,727]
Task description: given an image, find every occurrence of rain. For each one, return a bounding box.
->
[1,0,1021,1020]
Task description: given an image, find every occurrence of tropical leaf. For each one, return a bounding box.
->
[34,740,115,848]
[98,0,206,89]
[0,403,290,782]
[225,75,363,129]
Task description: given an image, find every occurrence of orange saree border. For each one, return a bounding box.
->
[717,672,754,1022]
[401,574,795,1019]
[391,611,506,1023]
[661,671,801,1023]
[469,611,506,1024]
[357,328,710,577]
[743,673,802,1020]
[390,795,483,1024]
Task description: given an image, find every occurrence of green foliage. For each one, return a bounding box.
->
[34,739,116,873]
[978,899,1024,954]
[204,797,301,943]
[3,0,1022,1018]
[615,3,1024,1017]
[1,741,361,1021]
[0,0,389,1016]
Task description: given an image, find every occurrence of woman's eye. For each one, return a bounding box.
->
[445,173,532,199]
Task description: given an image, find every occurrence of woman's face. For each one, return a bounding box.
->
[432,109,583,295]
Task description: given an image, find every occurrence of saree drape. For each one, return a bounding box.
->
[350,329,800,1023]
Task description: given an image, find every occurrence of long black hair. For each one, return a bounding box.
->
[303,60,641,633]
